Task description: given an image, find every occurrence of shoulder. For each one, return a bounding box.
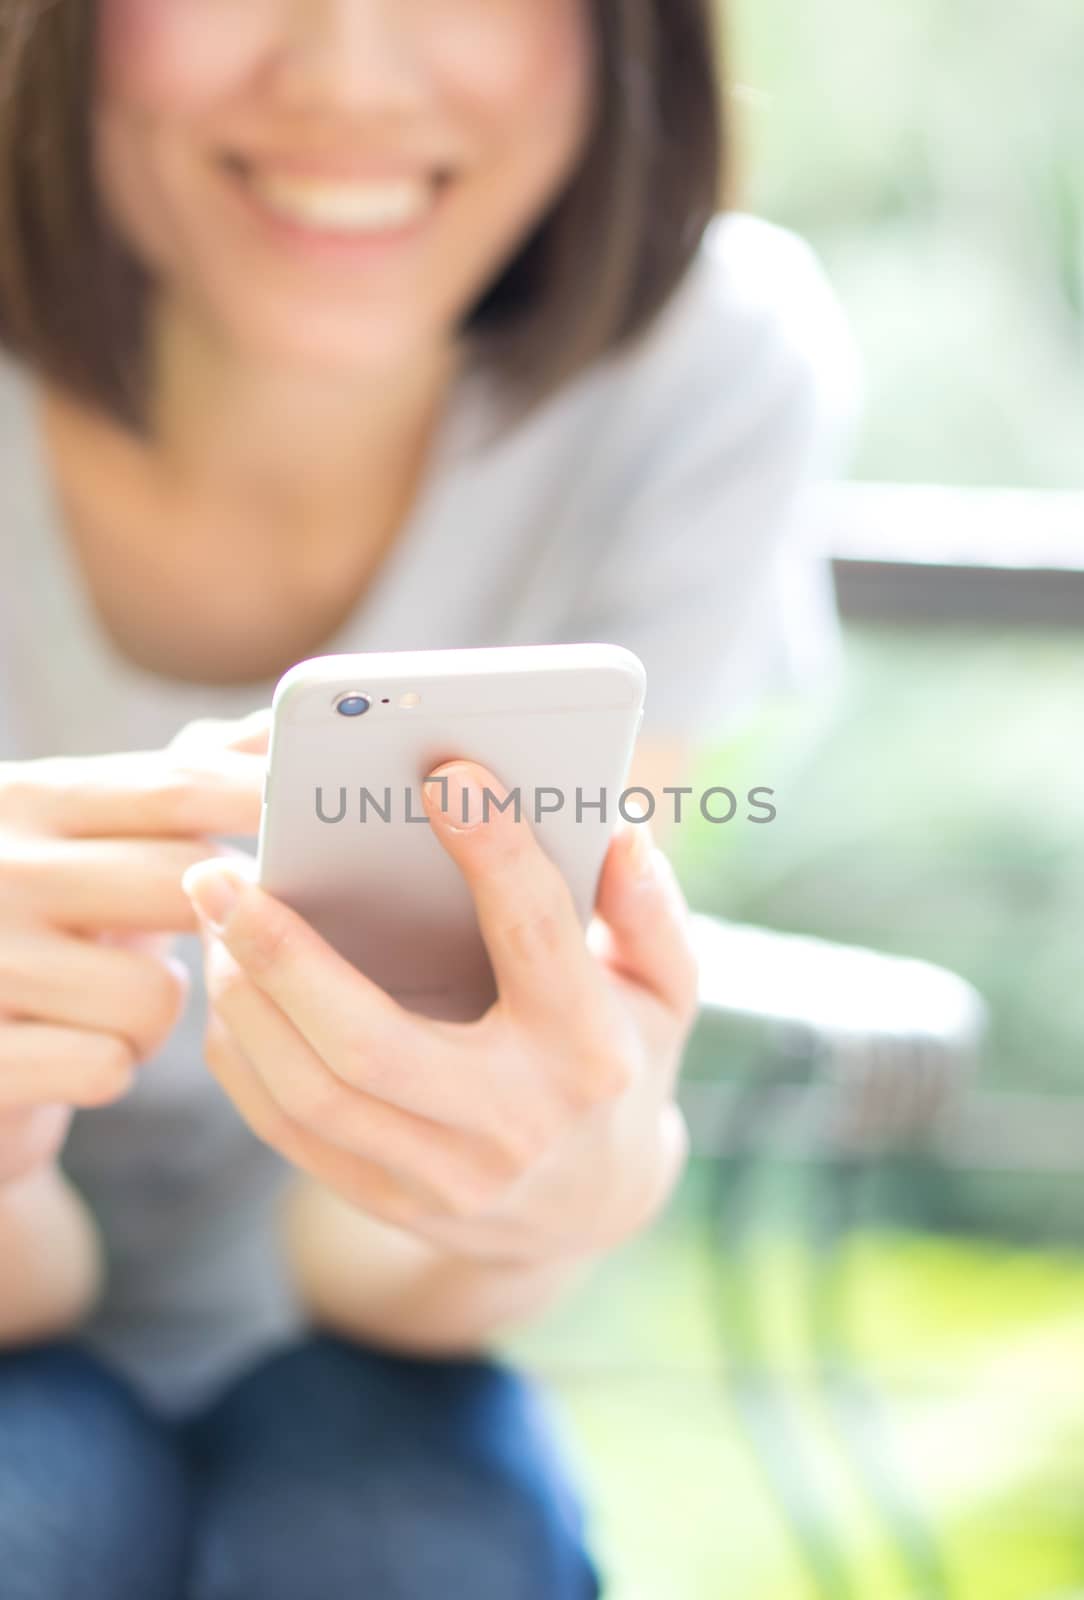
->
[655,214,855,386]
[582,213,862,473]
[684,213,853,354]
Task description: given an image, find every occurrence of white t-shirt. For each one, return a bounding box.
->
[0,214,859,1412]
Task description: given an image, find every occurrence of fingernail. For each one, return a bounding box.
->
[426,764,500,832]
[182,864,244,934]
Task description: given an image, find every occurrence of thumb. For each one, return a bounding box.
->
[593,820,700,1020]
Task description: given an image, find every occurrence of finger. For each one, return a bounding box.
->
[168,707,272,759]
[96,930,177,960]
[203,946,525,1217]
[0,1105,72,1183]
[594,820,700,1022]
[0,1022,137,1108]
[0,929,189,1061]
[202,1004,547,1260]
[201,1010,423,1231]
[2,836,241,933]
[0,747,264,839]
[181,859,453,1117]
[422,762,609,1038]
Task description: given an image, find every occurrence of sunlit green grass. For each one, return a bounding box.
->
[509,1208,1084,1600]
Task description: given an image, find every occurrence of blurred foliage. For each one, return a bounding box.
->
[724,0,1084,488]
[677,622,1084,1244]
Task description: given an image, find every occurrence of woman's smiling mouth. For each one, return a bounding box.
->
[220,156,449,246]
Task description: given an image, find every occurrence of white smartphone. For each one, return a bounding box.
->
[256,643,646,1022]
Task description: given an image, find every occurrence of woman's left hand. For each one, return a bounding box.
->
[182,761,699,1268]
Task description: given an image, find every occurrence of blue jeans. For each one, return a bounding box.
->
[0,1335,602,1600]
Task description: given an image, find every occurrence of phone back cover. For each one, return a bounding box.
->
[257,650,644,1021]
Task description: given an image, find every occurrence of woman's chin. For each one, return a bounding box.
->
[206,301,443,383]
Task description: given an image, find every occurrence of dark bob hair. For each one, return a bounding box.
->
[0,0,728,431]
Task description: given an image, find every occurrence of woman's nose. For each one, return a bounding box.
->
[269,0,430,120]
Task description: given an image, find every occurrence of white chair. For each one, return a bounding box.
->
[685,913,989,1154]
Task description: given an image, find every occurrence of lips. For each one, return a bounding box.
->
[222,156,444,238]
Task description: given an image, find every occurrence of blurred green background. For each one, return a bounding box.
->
[507,4,1084,1597]
[729,0,1084,490]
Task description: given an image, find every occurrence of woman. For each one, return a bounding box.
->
[0,1,856,1596]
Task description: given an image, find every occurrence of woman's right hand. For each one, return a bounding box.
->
[0,729,265,1187]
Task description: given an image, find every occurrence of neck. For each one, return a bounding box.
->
[145,294,461,535]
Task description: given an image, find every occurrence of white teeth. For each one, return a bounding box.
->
[244,173,434,234]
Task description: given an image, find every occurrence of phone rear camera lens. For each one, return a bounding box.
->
[335,693,371,718]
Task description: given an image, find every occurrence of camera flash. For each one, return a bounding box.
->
[399,692,421,710]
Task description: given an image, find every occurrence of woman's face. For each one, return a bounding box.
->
[95,0,596,374]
